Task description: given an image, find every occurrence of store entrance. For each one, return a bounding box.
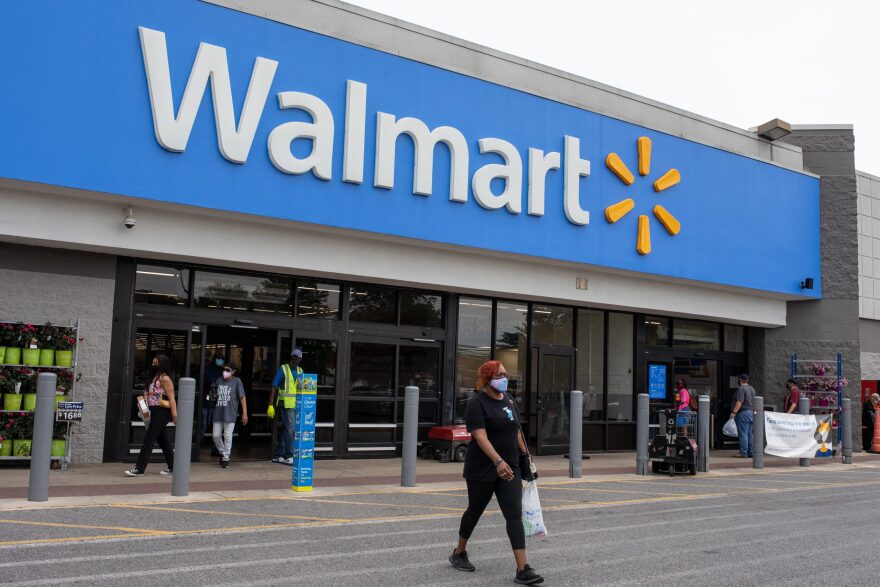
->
[531,344,575,455]
[199,326,280,461]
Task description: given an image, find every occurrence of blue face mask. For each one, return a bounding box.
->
[215,358,224,366]
[490,377,508,393]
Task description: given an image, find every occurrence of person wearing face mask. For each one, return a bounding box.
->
[202,353,225,454]
[449,360,543,585]
[268,349,303,465]
[125,354,177,477]
[212,363,248,468]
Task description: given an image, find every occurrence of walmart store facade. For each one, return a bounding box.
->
[2,0,871,464]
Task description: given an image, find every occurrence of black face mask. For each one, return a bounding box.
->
[150,364,160,377]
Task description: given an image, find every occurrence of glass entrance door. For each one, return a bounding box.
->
[532,345,575,454]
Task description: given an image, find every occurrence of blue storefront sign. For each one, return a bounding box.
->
[292,374,317,492]
[648,364,668,400]
[0,0,821,296]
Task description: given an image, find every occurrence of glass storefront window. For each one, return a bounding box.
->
[495,301,527,403]
[645,316,670,347]
[607,313,634,422]
[134,264,190,306]
[348,342,394,397]
[400,291,443,327]
[577,309,605,421]
[673,319,720,350]
[349,285,396,324]
[455,297,492,419]
[193,272,293,314]
[296,280,340,319]
[724,324,745,352]
[531,305,573,346]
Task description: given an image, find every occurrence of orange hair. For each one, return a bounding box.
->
[475,360,503,392]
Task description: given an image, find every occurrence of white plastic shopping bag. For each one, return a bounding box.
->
[521,480,548,539]
[722,417,738,438]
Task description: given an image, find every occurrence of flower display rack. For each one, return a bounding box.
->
[790,352,844,451]
[0,319,80,469]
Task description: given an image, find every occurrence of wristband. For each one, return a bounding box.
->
[494,457,503,466]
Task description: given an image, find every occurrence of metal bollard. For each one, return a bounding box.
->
[842,397,852,464]
[171,377,196,497]
[28,373,57,502]
[569,390,583,478]
[753,396,764,469]
[401,386,419,487]
[697,395,710,473]
[636,393,649,475]
[798,396,810,467]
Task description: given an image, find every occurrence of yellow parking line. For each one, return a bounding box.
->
[0,533,160,546]
[112,504,351,523]
[539,486,685,497]
[0,518,171,535]
[287,497,463,512]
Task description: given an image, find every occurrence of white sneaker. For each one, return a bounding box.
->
[282,457,294,465]
[124,468,143,477]
[159,468,172,475]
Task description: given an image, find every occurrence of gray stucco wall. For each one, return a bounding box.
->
[751,127,862,448]
[0,242,116,464]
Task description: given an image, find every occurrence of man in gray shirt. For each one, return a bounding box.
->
[212,363,248,468]
[730,373,756,458]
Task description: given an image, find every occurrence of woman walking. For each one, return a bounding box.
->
[125,354,177,476]
[449,360,543,585]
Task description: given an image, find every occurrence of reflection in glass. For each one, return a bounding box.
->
[455,298,492,419]
[297,338,337,396]
[673,319,720,350]
[193,272,292,314]
[607,313,634,422]
[495,301,527,411]
[645,316,670,347]
[531,305,573,346]
[577,309,605,421]
[296,280,340,319]
[724,324,745,352]
[348,400,394,424]
[398,345,440,399]
[349,285,396,323]
[348,342,394,397]
[400,291,443,327]
[538,354,573,447]
[135,265,190,306]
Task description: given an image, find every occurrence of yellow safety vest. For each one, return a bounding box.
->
[277,364,303,409]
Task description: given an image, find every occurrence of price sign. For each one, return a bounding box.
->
[56,401,83,422]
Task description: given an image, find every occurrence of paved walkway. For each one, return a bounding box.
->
[2,451,878,507]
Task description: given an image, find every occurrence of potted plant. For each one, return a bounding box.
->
[55,331,78,367]
[18,323,40,366]
[2,368,25,411]
[39,322,62,367]
[2,323,21,365]
[55,369,74,408]
[11,412,34,457]
[51,421,67,458]
[15,368,37,411]
[0,413,13,457]
[0,323,14,364]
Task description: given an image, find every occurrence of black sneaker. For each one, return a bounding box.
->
[514,565,544,585]
[449,550,475,572]
[221,459,229,468]
[123,467,143,477]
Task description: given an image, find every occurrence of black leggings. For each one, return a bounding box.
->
[135,406,174,473]
[458,477,525,551]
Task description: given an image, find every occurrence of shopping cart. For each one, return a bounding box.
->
[649,408,698,476]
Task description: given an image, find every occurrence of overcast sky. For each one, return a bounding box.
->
[344,0,878,175]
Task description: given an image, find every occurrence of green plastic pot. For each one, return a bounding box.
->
[4,347,21,365]
[55,350,73,367]
[22,348,40,366]
[54,394,68,409]
[51,439,67,457]
[22,393,36,411]
[0,441,11,457]
[39,349,55,366]
[0,346,6,363]
[3,393,22,411]
[13,440,32,457]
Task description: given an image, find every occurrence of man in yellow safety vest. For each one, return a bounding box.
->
[268,348,303,465]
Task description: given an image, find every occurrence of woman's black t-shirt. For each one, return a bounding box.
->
[463,391,521,481]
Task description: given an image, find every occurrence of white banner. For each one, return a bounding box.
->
[764,413,834,458]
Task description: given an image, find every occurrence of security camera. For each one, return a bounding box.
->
[123,206,136,229]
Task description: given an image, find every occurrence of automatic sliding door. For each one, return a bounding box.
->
[296,338,338,456]
[397,344,441,439]
[347,341,396,454]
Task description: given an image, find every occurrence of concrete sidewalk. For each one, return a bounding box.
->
[2,450,878,504]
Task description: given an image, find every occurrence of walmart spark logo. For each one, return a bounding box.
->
[603,137,681,255]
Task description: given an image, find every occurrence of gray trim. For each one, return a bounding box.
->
[200,0,812,176]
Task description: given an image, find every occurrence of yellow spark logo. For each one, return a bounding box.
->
[604,137,680,255]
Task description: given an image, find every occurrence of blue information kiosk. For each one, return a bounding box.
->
[292,374,318,492]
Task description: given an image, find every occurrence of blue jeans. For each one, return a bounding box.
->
[736,410,754,456]
[272,406,296,459]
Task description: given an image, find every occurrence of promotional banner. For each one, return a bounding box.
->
[764,412,834,458]
[292,374,318,492]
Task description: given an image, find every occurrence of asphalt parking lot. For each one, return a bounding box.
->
[2,463,880,585]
